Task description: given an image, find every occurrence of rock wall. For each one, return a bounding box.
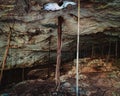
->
[0,0,120,69]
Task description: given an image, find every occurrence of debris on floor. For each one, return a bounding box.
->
[0,58,120,96]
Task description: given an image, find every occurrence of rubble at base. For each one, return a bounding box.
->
[1,58,120,96]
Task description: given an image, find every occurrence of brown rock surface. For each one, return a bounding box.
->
[0,0,120,69]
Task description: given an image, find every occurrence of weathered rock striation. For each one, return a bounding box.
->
[0,0,120,69]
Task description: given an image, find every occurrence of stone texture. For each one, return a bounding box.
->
[0,0,120,69]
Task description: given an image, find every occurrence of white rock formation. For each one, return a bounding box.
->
[43,1,76,11]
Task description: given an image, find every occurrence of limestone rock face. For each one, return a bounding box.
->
[0,0,120,69]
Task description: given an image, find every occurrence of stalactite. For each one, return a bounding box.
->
[22,68,25,81]
[91,43,95,58]
[47,36,52,78]
[106,40,111,63]
[101,44,104,58]
[85,46,87,57]
[115,39,118,59]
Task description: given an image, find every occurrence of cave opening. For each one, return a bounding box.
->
[0,32,120,92]
[0,0,120,95]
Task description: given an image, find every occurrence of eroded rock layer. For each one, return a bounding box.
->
[0,0,120,69]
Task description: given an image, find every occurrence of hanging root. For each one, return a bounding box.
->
[55,80,60,91]
[55,16,64,91]
[0,28,12,83]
